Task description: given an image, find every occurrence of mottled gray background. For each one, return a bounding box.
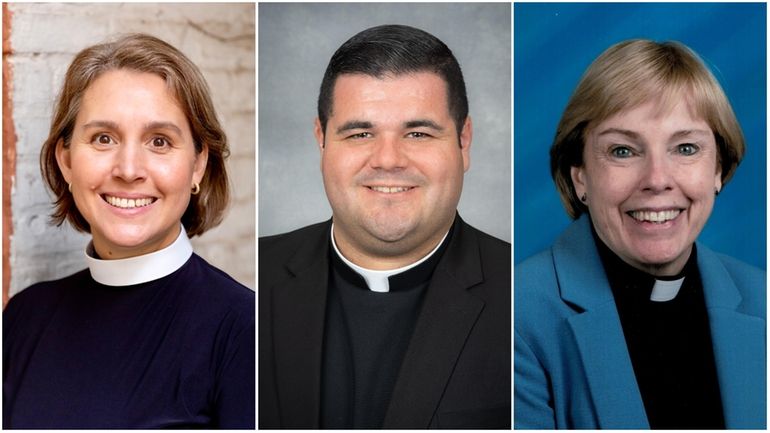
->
[258,3,511,242]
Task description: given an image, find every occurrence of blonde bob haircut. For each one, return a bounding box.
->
[550,39,744,219]
[40,33,230,237]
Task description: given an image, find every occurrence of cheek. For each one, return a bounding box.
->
[156,160,196,192]
[680,163,719,199]
[69,152,108,184]
[322,149,362,184]
[418,150,463,182]
[587,168,634,206]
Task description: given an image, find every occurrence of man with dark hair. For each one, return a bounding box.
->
[259,24,510,429]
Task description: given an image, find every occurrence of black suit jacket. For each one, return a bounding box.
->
[259,215,511,428]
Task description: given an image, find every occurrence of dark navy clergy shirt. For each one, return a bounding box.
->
[3,240,255,428]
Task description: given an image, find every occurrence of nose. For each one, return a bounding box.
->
[369,135,408,170]
[640,152,673,193]
[111,143,147,182]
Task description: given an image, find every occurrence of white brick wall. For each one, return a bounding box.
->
[7,3,255,296]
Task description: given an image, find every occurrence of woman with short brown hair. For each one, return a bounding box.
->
[4,33,254,428]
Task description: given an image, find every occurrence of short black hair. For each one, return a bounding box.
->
[317,24,468,135]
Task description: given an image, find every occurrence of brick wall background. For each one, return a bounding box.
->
[5,3,255,297]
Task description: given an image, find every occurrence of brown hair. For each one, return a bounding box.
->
[40,33,230,236]
[550,39,745,219]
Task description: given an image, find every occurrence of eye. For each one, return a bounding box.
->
[610,146,634,158]
[676,143,699,156]
[406,131,432,139]
[347,132,373,140]
[151,136,170,148]
[92,134,115,146]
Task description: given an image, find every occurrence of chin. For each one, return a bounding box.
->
[630,243,688,269]
[365,216,417,242]
[100,227,154,247]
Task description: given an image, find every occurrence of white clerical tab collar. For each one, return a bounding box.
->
[650,277,685,302]
[85,224,193,287]
[330,223,449,293]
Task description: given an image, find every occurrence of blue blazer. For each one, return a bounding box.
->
[514,215,766,429]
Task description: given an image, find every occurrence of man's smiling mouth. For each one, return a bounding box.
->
[367,186,415,194]
[102,195,157,209]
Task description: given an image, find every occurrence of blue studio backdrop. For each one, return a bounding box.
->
[514,3,766,270]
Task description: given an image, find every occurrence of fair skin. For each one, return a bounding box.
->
[314,72,472,270]
[571,97,722,276]
[56,69,207,260]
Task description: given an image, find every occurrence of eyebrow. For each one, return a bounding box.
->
[82,120,120,131]
[81,120,183,136]
[404,119,445,131]
[670,129,712,140]
[597,127,711,141]
[336,120,373,134]
[144,121,183,136]
[596,128,641,140]
[335,119,446,134]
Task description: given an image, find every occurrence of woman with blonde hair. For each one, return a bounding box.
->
[515,40,764,429]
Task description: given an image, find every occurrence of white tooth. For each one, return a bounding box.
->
[128,199,135,208]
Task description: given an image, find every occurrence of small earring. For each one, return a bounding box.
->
[580,193,587,202]
[191,183,200,195]
[68,182,72,193]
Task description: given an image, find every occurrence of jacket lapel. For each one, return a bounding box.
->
[382,218,485,428]
[555,216,649,428]
[698,245,766,428]
[271,222,331,428]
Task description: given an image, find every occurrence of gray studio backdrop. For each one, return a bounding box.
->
[258,3,511,242]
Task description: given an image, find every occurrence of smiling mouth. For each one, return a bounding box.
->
[367,186,415,194]
[102,194,157,209]
[627,209,682,224]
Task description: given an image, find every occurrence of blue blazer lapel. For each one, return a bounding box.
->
[554,216,649,428]
[698,245,766,428]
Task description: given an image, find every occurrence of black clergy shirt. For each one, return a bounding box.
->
[594,230,725,429]
[321,229,451,428]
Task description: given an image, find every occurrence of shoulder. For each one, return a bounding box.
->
[515,249,557,288]
[709,249,766,316]
[5,269,90,314]
[514,249,569,326]
[458,217,511,272]
[187,254,254,314]
[258,221,331,286]
[465,222,511,254]
[716,252,766,288]
[3,269,91,339]
[259,220,331,255]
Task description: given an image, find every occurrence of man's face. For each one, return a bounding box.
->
[315,72,471,270]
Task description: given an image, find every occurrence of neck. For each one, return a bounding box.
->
[331,222,452,270]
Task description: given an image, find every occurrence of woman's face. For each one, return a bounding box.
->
[56,69,207,259]
[571,98,721,276]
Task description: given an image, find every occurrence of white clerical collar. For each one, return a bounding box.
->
[650,277,685,302]
[85,224,193,287]
[330,224,449,293]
